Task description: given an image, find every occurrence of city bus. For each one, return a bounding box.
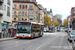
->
[57,26,60,32]
[49,26,55,33]
[16,22,44,38]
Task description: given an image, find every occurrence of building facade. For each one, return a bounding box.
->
[0,0,13,38]
[12,0,40,26]
[47,9,53,21]
[71,7,75,30]
[38,4,45,24]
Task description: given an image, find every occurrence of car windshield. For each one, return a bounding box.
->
[49,27,53,30]
[17,25,31,33]
[71,32,75,35]
[44,28,46,30]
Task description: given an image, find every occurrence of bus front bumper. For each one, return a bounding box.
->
[16,36,32,38]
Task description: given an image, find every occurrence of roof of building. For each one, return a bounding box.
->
[47,11,50,14]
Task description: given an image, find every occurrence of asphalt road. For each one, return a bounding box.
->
[0,32,70,50]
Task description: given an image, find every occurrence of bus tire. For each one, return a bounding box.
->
[33,34,35,38]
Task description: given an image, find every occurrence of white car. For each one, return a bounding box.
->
[68,31,75,43]
[72,36,75,50]
[44,28,47,32]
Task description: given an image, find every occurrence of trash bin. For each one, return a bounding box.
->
[0,33,1,38]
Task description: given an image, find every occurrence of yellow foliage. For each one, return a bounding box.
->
[63,19,67,26]
[43,14,52,26]
[53,21,59,26]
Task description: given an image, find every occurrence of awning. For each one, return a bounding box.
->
[8,26,17,29]
[3,22,7,24]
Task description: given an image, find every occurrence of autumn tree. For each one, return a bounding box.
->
[53,21,59,26]
[57,18,62,25]
[63,19,68,26]
[43,14,52,26]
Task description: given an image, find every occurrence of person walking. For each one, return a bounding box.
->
[13,31,15,37]
[10,28,13,37]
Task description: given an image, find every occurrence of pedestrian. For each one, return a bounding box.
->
[13,31,15,37]
[10,28,13,37]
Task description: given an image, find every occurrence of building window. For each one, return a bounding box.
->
[7,7,10,17]
[22,18,24,21]
[14,4,16,8]
[19,5,21,9]
[27,0,30,2]
[25,19,27,21]
[14,11,16,15]
[4,5,6,10]
[25,11,27,16]
[7,0,10,5]
[22,5,24,9]
[74,8,75,10]
[29,18,33,22]
[74,11,75,14]
[14,18,16,21]
[29,5,33,9]
[30,0,32,2]
[19,11,21,16]
[25,5,27,9]
[22,12,24,16]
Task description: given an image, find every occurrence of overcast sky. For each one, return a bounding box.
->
[36,0,75,21]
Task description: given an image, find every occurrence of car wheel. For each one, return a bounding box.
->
[73,48,75,50]
[68,38,69,41]
[69,40,72,43]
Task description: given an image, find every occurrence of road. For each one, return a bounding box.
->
[0,32,70,50]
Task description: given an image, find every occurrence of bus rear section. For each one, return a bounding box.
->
[49,27,55,33]
[57,27,60,32]
[16,22,44,38]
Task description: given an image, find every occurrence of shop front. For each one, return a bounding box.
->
[72,18,75,30]
[1,22,9,38]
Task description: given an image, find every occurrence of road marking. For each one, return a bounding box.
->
[4,41,32,50]
[67,41,72,50]
[34,34,59,50]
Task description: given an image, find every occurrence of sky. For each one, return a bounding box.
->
[36,0,75,21]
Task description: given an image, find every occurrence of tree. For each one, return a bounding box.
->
[57,18,62,25]
[43,14,52,26]
[53,21,59,26]
[63,19,68,26]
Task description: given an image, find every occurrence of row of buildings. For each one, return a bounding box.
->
[67,7,75,30]
[0,0,53,38]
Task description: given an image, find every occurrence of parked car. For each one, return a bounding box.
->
[44,28,47,32]
[68,31,75,43]
[72,36,75,50]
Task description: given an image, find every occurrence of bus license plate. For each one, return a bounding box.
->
[22,36,25,38]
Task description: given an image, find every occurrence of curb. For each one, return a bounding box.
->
[0,37,16,42]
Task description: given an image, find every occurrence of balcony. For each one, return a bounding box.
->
[0,8,3,16]
[0,0,3,5]
[13,0,36,3]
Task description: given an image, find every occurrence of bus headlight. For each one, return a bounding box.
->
[28,35,31,37]
[16,34,18,36]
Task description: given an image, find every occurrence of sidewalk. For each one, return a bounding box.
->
[0,37,16,42]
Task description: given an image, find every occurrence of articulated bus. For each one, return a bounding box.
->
[49,26,55,33]
[16,22,44,38]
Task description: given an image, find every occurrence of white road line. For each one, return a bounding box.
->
[5,41,32,50]
[67,41,72,50]
[34,34,59,50]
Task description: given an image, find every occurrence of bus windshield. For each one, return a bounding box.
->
[17,25,31,33]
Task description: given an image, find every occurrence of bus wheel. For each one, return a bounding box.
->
[40,35,42,37]
[39,33,42,37]
[33,34,35,38]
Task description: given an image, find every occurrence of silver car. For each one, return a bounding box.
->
[72,36,75,50]
[68,31,75,43]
